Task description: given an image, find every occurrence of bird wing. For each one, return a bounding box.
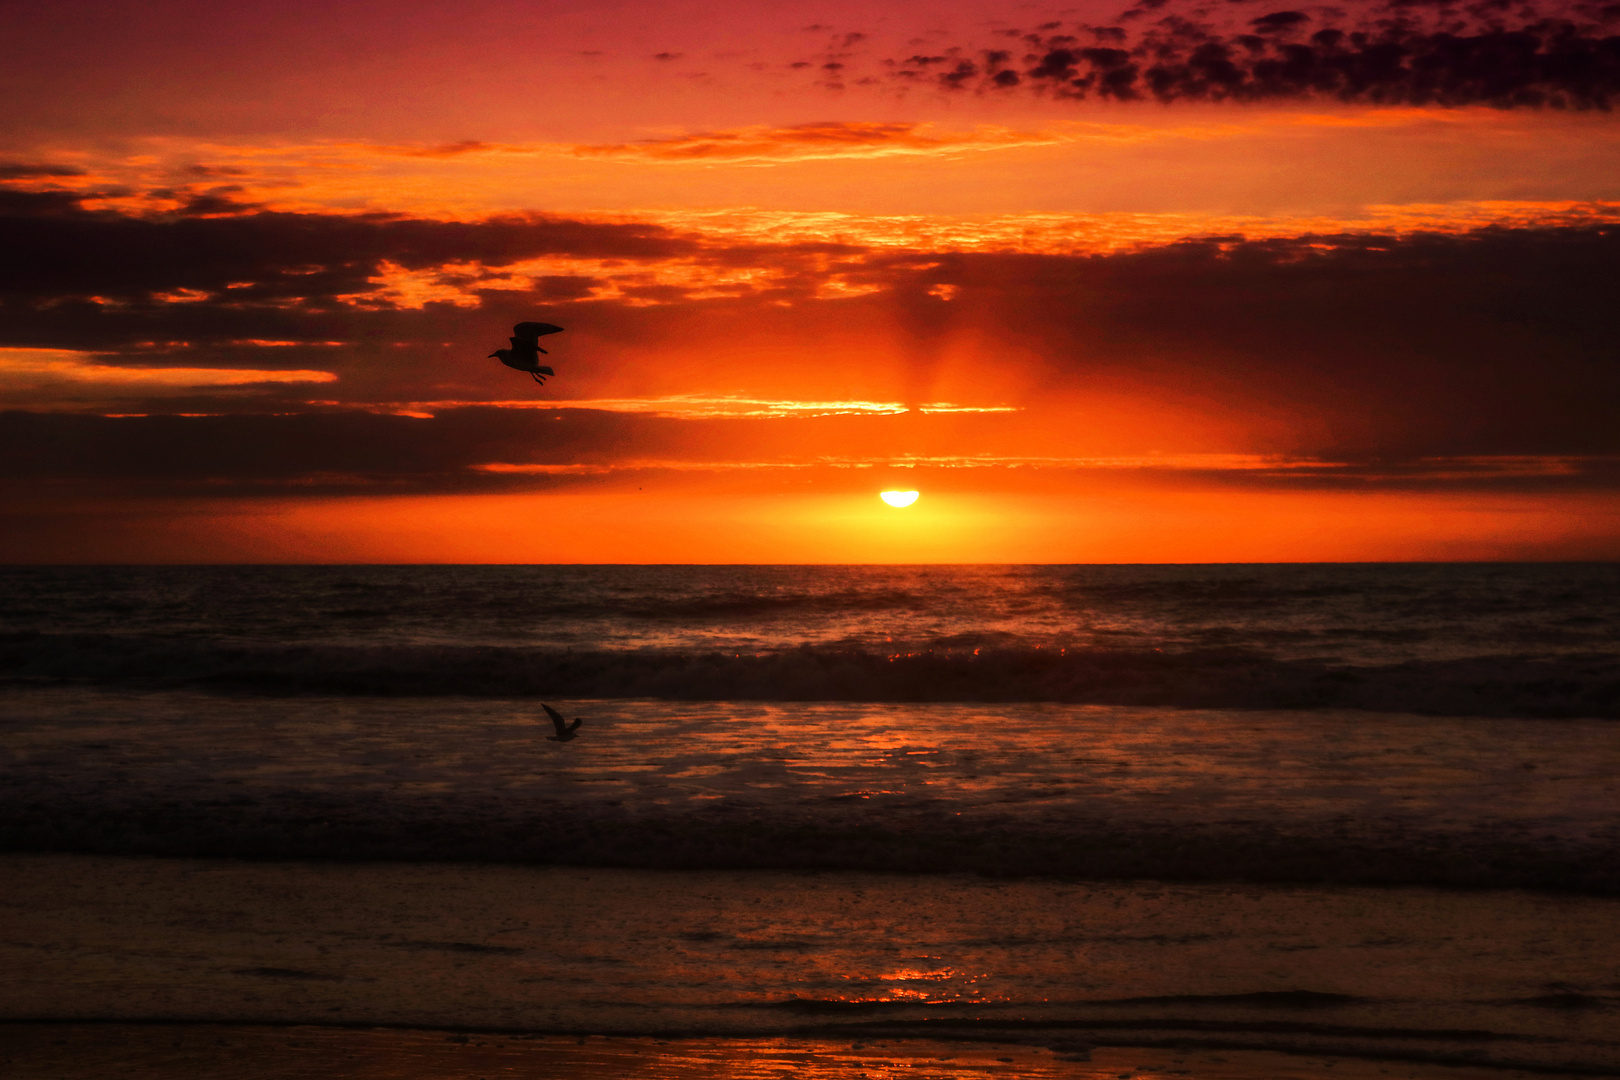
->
[512,322,565,344]
[542,703,568,735]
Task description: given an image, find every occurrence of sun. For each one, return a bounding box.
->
[880,490,920,508]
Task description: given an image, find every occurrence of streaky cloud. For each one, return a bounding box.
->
[0,162,88,180]
[2,406,1614,497]
[0,349,336,402]
[363,396,1021,419]
[573,121,1074,164]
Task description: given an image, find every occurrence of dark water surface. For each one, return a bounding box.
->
[3,564,1617,714]
[3,565,1617,1073]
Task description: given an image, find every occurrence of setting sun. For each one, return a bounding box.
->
[4,5,1619,1080]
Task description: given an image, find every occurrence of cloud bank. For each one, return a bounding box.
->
[3,179,1618,499]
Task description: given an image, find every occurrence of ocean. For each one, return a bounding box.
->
[2,564,1617,1078]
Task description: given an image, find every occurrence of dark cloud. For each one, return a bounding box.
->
[0,188,701,312]
[0,186,869,381]
[0,407,1041,495]
[0,163,88,179]
[4,408,1616,498]
[0,408,611,492]
[886,2,1620,107]
[1251,11,1311,32]
[367,141,491,158]
[912,226,1620,456]
[2,189,1617,470]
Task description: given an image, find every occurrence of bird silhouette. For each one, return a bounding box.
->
[542,703,583,742]
[490,321,564,384]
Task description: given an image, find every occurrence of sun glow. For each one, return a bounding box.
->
[881,490,920,508]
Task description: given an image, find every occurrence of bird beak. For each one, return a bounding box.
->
[487,352,498,358]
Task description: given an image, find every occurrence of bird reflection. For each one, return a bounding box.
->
[490,321,564,384]
[543,703,583,742]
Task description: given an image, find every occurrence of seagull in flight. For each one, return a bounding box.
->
[490,321,564,384]
[542,703,583,742]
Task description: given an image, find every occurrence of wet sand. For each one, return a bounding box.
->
[3,854,1617,1076]
[1,1024,1591,1080]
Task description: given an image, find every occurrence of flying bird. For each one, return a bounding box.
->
[542,703,583,742]
[490,321,564,384]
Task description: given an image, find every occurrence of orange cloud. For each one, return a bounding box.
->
[573,114,1478,165]
[9,103,1591,223]
[336,255,803,310]
[0,349,337,400]
[642,201,1620,256]
[8,116,1619,253]
[342,396,1020,419]
[281,197,1620,315]
[468,453,1611,481]
[573,121,1082,163]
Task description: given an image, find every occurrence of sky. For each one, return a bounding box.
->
[2,0,1618,562]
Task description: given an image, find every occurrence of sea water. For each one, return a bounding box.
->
[2,564,1617,1074]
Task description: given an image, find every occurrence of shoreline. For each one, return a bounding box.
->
[4,1022,1614,1079]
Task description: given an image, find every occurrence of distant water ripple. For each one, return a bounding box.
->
[1,564,1617,715]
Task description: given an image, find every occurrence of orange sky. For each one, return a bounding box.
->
[2,0,1618,561]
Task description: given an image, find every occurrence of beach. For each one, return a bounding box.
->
[2,565,1617,1076]
[4,854,1618,1076]
[8,0,1620,1064]
[11,1026,1578,1080]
